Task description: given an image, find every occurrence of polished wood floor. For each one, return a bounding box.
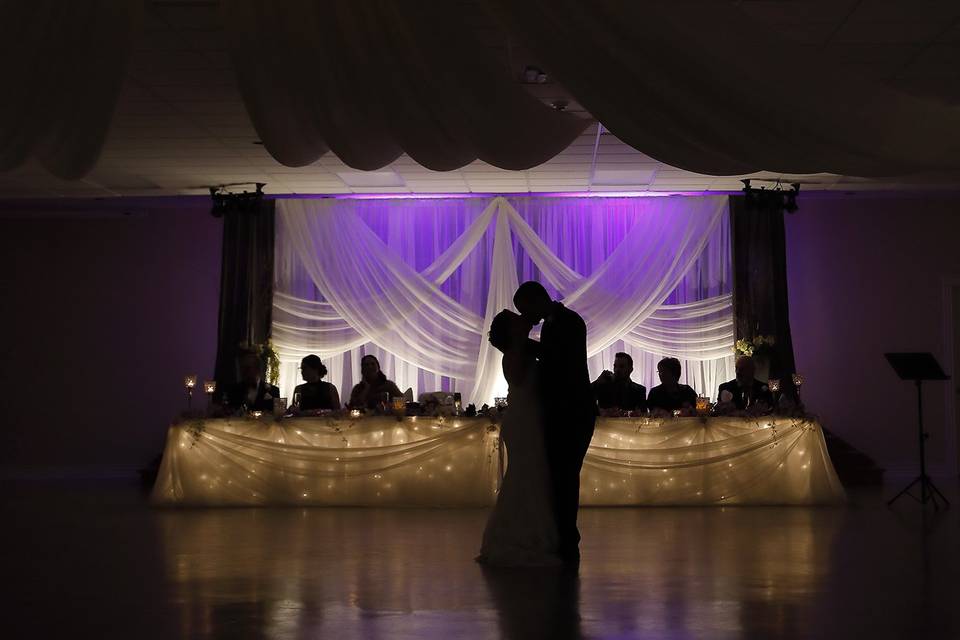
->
[2,480,958,639]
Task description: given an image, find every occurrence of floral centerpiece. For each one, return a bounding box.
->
[734,335,776,358]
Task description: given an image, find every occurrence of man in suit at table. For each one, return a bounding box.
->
[225,350,280,412]
[592,352,647,415]
[717,355,773,411]
[514,281,596,565]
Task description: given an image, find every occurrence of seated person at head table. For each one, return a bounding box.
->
[717,356,773,412]
[348,354,403,411]
[225,350,281,412]
[293,354,340,411]
[647,357,698,414]
[592,352,647,414]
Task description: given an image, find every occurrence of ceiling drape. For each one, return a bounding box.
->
[485,0,960,177]
[0,0,141,179]
[221,0,589,171]
[5,0,959,180]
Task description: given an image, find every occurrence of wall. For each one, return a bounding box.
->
[785,193,960,478]
[0,201,222,475]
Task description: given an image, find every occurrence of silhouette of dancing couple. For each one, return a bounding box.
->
[477,281,596,567]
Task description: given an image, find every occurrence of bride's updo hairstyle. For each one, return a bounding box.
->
[489,309,523,353]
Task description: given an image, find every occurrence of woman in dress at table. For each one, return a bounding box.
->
[647,357,698,414]
[293,354,340,411]
[348,354,403,411]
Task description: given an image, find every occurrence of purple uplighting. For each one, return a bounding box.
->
[270,190,742,200]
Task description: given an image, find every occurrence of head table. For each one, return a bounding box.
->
[152,414,845,507]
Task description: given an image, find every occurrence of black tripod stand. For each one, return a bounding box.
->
[884,353,951,510]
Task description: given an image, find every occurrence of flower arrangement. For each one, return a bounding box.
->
[734,335,776,357]
[240,340,281,386]
[185,418,206,448]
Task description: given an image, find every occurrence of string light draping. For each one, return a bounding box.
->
[273,196,736,405]
[151,416,846,507]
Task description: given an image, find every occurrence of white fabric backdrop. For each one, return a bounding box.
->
[273,196,734,405]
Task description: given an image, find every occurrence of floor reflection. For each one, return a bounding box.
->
[481,566,582,640]
[3,482,958,639]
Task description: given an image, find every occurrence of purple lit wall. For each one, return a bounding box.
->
[785,193,960,478]
[0,202,222,475]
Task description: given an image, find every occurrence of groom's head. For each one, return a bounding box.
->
[514,281,552,324]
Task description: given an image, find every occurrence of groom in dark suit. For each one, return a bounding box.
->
[514,281,596,564]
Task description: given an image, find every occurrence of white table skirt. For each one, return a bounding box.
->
[151,415,846,507]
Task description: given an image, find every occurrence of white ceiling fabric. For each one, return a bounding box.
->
[0,0,141,179]
[7,1,956,187]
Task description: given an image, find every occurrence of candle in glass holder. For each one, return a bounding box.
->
[250,410,263,419]
[184,375,198,410]
[203,380,216,395]
[768,378,781,393]
[792,373,804,388]
[695,396,709,414]
[350,408,362,418]
[391,397,405,413]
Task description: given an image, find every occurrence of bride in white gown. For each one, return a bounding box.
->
[477,310,561,567]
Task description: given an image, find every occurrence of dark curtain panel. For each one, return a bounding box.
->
[729,195,797,381]
[213,199,275,391]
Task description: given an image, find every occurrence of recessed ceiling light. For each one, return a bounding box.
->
[335,170,406,188]
[592,168,656,186]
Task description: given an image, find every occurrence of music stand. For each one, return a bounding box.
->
[884,353,951,510]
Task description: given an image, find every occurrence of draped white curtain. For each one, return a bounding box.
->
[273,195,734,405]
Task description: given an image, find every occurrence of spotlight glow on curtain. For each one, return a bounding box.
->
[273,196,734,405]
